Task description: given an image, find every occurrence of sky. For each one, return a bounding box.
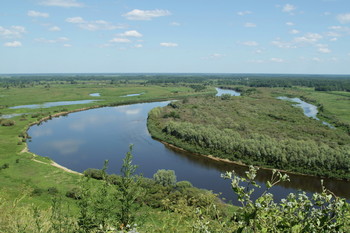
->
[1,0,350,74]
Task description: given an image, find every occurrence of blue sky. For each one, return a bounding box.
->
[1,0,350,74]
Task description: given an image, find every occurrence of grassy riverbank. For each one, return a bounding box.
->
[148,87,350,179]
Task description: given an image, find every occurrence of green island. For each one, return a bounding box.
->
[1,74,350,232]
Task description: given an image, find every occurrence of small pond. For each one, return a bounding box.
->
[89,93,101,97]
[215,88,241,96]
[121,93,144,97]
[9,100,100,109]
[1,113,26,119]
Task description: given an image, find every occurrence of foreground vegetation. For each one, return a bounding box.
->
[1,147,349,232]
[1,74,350,232]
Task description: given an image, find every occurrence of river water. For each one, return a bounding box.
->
[27,89,350,204]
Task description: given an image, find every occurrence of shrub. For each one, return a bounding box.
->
[176,180,193,190]
[31,188,44,196]
[83,168,104,180]
[220,93,231,100]
[65,187,82,199]
[153,169,177,187]
[106,174,121,185]
[1,163,9,169]
[47,187,59,195]
[0,119,15,126]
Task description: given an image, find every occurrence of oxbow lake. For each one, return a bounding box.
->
[27,89,350,204]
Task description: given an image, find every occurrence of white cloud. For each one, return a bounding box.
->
[289,29,300,34]
[0,26,26,39]
[282,4,296,13]
[27,10,49,18]
[134,44,143,48]
[123,9,171,21]
[110,38,131,43]
[237,11,252,16]
[271,40,296,49]
[40,0,84,7]
[160,42,178,47]
[66,17,85,23]
[49,26,61,31]
[119,30,143,37]
[318,47,331,53]
[244,22,256,28]
[241,41,259,46]
[312,57,322,62]
[35,37,69,43]
[170,22,181,26]
[286,22,294,26]
[202,53,225,60]
[4,41,22,47]
[330,37,337,41]
[294,33,322,43]
[63,43,72,47]
[270,58,284,63]
[66,17,125,31]
[337,13,350,24]
[254,49,263,54]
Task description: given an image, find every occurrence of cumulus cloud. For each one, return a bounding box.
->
[49,26,61,31]
[270,58,284,63]
[160,42,178,47]
[4,41,22,47]
[119,30,143,37]
[282,4,296,13]
[244,22,256,28]
[0,26,26,39]
[202,53,225,60]
[123,9,171,20]
[35,37,69,43]
[271,39,296,49]
[294,33,322,43]
[337,13,350,24]
[66,17,125,31]
[134,44,143,48]
[241,41,259,46]
[27,10,49,18]
[66,16,85,23]
[289,29,300,34]
[170,22,181,26]
[286,22,295,26]
[110,38,131,43]
[237,11,252,16]
[318,47,331,53]
[40,0,84,7]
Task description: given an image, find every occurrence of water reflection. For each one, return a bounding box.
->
[89,93,101,97]
[27,101,349,204]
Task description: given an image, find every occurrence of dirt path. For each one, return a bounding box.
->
[21,145,82,176]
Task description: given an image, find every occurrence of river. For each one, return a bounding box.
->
[27,89,350,204]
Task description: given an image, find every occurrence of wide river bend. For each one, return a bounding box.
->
[27,91,350,204]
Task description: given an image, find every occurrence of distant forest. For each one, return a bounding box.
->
[1,73,350,92]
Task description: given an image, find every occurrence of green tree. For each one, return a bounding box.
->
[116,145,143,231]
[153,169,177,187]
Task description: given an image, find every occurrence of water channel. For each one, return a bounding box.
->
[27,89,350,204]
